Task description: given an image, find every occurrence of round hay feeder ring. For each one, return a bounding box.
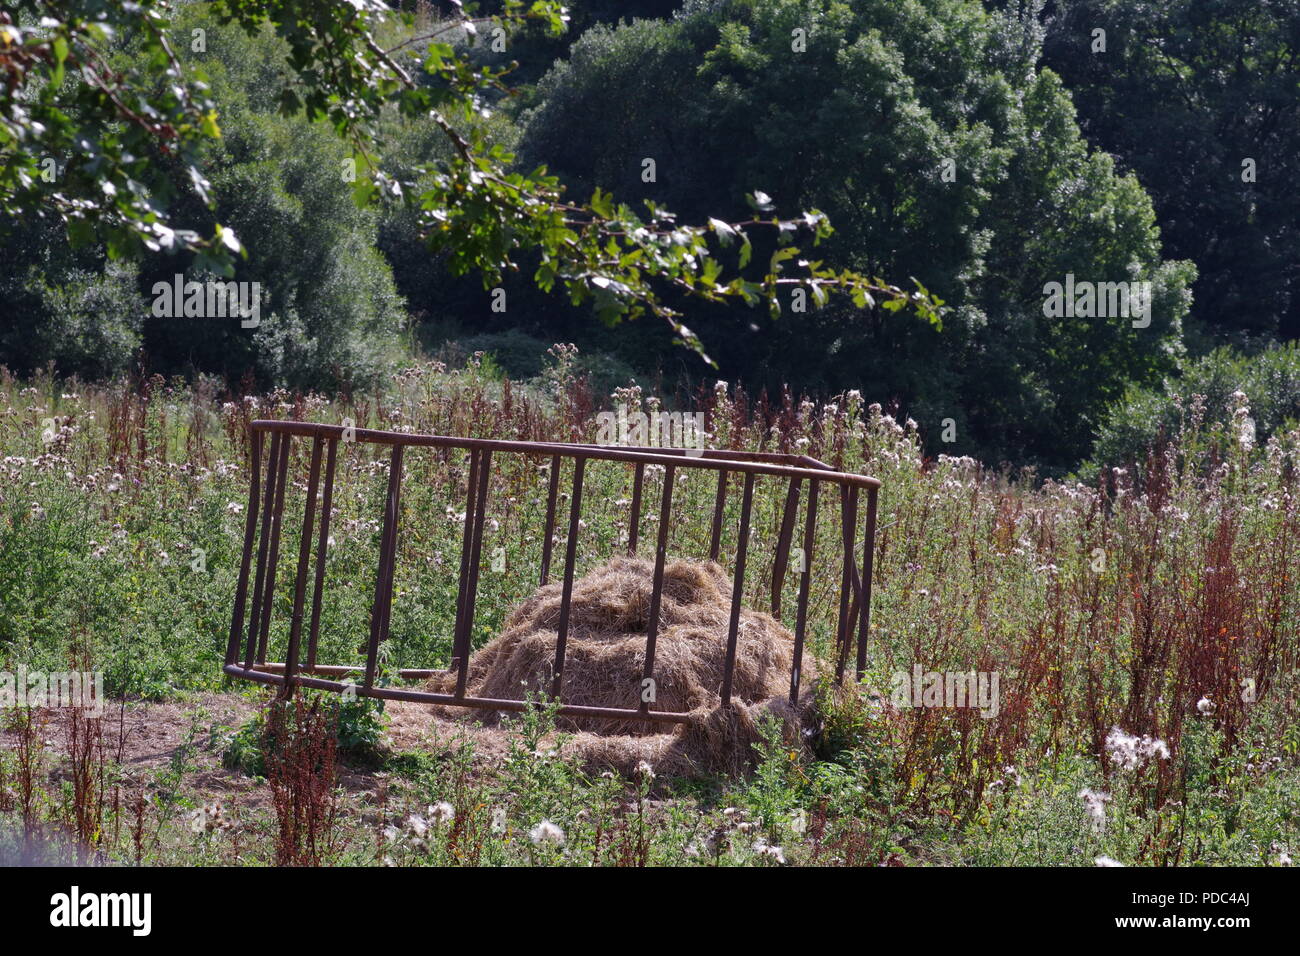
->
[224,421,880,737]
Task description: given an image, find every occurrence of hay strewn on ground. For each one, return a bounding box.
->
[428,556,817,775]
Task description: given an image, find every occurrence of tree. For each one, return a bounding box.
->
[134,12,405,390]
[1088,342,1300,476]
[0,0,938,376]
[519,0,1194,468]
[1040,0,1300,343]
[0,213,144,380]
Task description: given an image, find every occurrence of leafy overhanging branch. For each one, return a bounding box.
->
[0,1,943,364]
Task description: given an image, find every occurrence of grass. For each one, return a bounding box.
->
[1,350,1299,866]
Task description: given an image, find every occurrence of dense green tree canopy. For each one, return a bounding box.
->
[1040,0,1300,345]
[0,214,145,379]
[518,0,1193,468]
[1,0,936,384]
[134,12,405,389]
[6,0,1297,471]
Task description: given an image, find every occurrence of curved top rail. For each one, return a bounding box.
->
[250,420,882,490]
[229,418,883,723]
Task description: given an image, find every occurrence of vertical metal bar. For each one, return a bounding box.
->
[227,429,262,665]
[720,472,756,706]
[255,431,292,665]
[539,453,561,585]
[856,485,879,681]
[282,436,323,697]
[550,456,586,700]
[835,485,860,682]
[708,470,728,562]
[451,449,480,676]
[378,444,407,666]
[640,464,675,711]
[306,438,338,670]
[628,462,644,556]
[789,479,820,705]
[244,431,280,667]
[454,449,492,698]
[771,477,802,616]
[364,443,404,689]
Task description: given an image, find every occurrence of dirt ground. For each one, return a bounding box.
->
[0,691,652,815]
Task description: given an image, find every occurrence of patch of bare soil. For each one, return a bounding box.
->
[2,693,264,810]
[2,675,741,829]
[0,692,551,815]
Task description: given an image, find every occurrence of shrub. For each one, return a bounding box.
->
[1088,343,1300,473]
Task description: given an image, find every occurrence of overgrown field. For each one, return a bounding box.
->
[2,353,1299,866]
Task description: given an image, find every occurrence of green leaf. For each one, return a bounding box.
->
[199,111,222,138]
[215,224,242,255]
[352,176,376,207]
[590,188,614,219]
[51,36,67,86]
[709,218,736,247]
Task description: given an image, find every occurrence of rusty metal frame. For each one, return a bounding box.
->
[225,420,881,726]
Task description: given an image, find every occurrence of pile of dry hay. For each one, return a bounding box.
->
[427,556,820,776]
